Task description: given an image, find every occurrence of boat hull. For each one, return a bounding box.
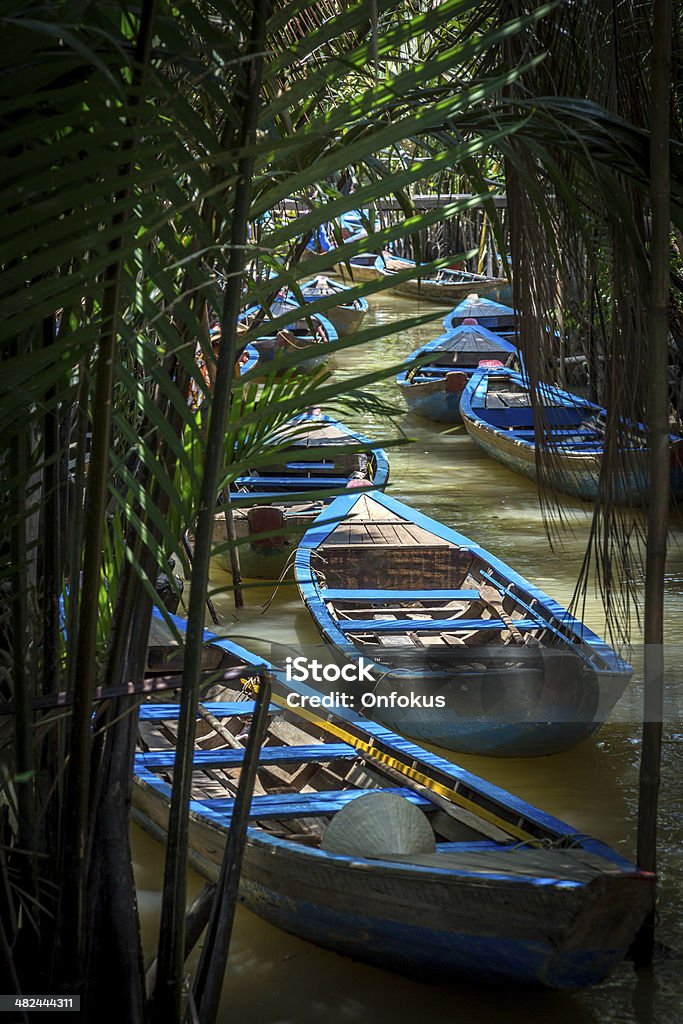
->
[462,408,650,503]
[397,375,464,423]
[391,276,507,304]
[213,506,317,579]
[133,779,652,989]
[325,302,366,336]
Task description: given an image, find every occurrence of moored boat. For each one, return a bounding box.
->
[133,612,653,989]
[294,275,368,335]
[295,489,633,756]
[443,292,517,336]
[460,366,683,503]
[217,411,390,579]
[386,265,508,304]
[396,322,521,423]
[239,298,339,372]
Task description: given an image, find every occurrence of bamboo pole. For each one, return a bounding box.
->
[55,0,159,990]
[222,494,244,609]
[633,0,672,967]
[190,674,272,1023]
[150,1,270,1016]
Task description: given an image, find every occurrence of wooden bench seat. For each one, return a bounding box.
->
[340,617,538,634]
[139,701,281,722]
[234,475,351,488]
[200,786,433,822]
[137,742,358,771]
[324,588,480,602]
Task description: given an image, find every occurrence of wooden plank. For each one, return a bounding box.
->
[200,786,434,821]
[137,742,358,770]
[340,617,538,634]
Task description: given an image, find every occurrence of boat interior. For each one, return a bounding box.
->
[307,497,596,667]
[136,669,623,883]
[233,421,374,495]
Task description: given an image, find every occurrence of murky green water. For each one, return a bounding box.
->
[133,293,683,1024]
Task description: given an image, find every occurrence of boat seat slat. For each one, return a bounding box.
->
[201,786,433,821]
[139,701,281,721]
[340,617,538,634]
[323,588,480,602]
[137,742,358,770]
[234,476,351,487]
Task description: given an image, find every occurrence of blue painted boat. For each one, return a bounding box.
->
[443,293,517,336]
[220,411,390,579]
[239,297,339,372]
[396,323,521,423]
[294,275,368,336]
[460,366,683,503]
[133,610,653,988]
[295,489,632,757]
[237,342,259,376]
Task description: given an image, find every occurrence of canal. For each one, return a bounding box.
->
[133,292,683,1023]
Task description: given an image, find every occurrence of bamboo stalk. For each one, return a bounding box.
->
[55,0,159,991]
[190,674,272,1023]
[633,0,672,967]
[151,1,270,1017]
[222,494,244,609]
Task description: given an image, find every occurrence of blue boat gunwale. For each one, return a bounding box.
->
[294,488,630,677]
[144,606,637,877]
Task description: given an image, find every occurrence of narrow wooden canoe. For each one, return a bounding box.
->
[387,266,508,305]
[217,412,390,579]
[460,367,683,503]
[295,489,633,757]
[133,613,653,989]
[396,323,520,423]
[293,275,368,336]
[239,298,339,372]
[332,249,406,283]
[443,292,517,335]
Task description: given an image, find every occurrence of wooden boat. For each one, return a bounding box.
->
[217,412,390,579]
[239,298,339,372]
[460,367,683,504]
[237,342,259,376]
[294,275,368,336]
[133,612,653,989]
[443,292,518,336]
[295,489,633,757]
[396,323,520,423]
[332,249,406,283]
[386,265,508,305]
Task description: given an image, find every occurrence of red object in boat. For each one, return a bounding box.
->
[445,371,468,394]
[247,506,286,551]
